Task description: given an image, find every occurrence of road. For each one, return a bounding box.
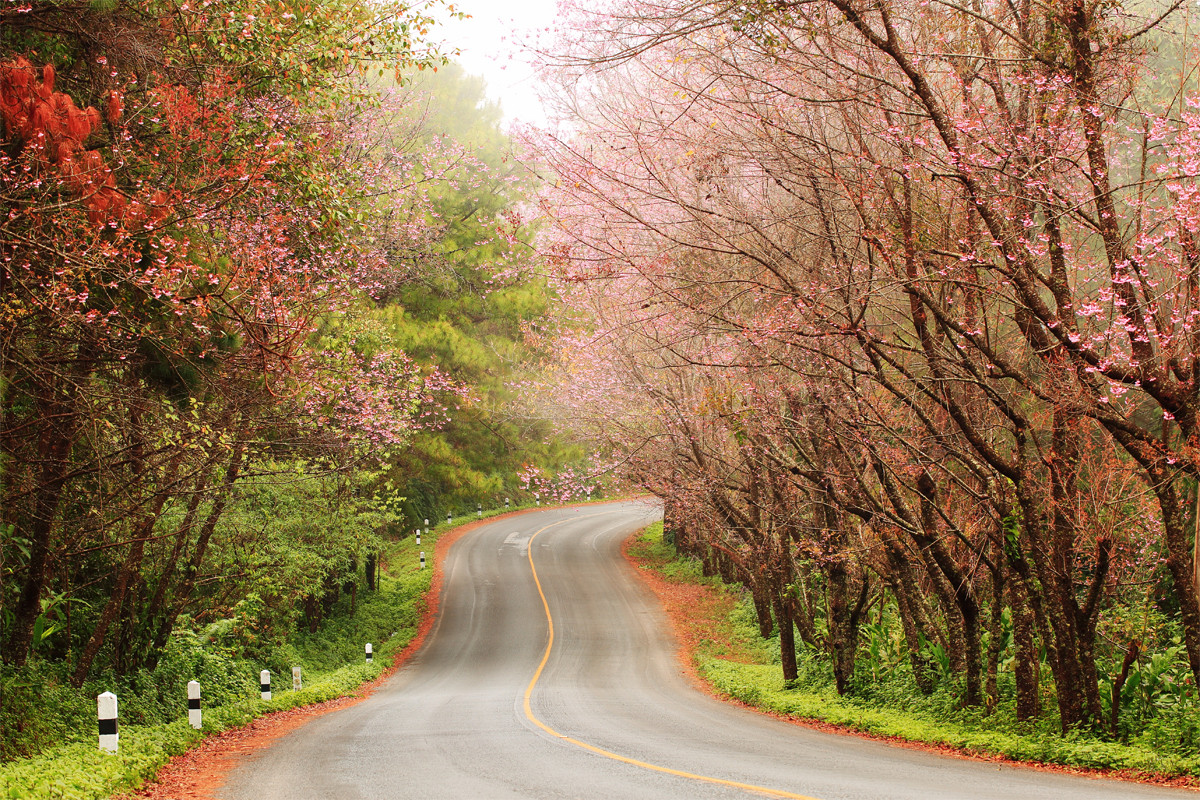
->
[219,501,1195,799]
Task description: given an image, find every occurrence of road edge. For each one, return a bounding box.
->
[619,525,1200,794]
[116,504,586,800]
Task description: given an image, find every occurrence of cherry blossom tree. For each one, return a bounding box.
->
[531,0,1200,731]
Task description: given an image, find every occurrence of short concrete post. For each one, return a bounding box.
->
[365,643,373,663]
[423,518,429,535]
[415,528,421,545]
[98,691,118,753]
[505,498,510,509]
[477,503,482,518]
[187,680,202,729]
[536,496,540,506]
[292,666,302,691]
[446,511,452,524]
[260,669,272,700]
[420,551,426,569]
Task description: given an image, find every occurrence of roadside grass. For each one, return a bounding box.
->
[627,523,1200,780]
[0,663,383,800]
[627,524,771,666]
[0,505,533,800]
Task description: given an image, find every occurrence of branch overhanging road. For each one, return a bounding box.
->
[218,502,1194,800]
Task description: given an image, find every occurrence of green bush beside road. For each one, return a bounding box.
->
[629,523,1200,779]
[0,525,447,800]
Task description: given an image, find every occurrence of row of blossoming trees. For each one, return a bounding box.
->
[0,0,481,682]
[532,0,1200,733]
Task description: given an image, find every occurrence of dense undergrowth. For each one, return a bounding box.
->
[629,523,1200,779]
[0,510,521,800]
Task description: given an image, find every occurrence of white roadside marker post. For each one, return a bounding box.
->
[260,670,272,700]
[446,511,452,525]
[423,518,429,536]
[365,643,373,663]
[292,666,302,691]
[98,692,118,753]
[477,503,482,518]
[505,498,509,509]
[420,551,426,570]
[187,680,202,729]
[415,528,421,545]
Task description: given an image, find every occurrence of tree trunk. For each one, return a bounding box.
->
[915,471,982,706]
[750,576,774,639]
[5,423,76,665]
[882,534,936,693]
[1110,640,1140,737]
[773,586,798,683]
[985,558,1005,712]
[147,440,246,658]
[366,551,377,591]
[827,559,866,694]
[1157,478,1200,687]
[72,534,146,685]
[1010,577,1040,720]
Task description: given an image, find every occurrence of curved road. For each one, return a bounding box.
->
[220,502,1194,799]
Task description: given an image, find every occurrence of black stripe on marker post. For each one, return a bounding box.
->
[98,718,118,736]
[188,698,201,710]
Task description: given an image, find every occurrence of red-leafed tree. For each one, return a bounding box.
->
[0,0,460,678]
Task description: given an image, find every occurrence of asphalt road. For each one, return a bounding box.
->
[218,501,1195,799]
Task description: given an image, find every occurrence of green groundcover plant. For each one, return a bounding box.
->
[0,510,524,800]
[629,523,1200,779]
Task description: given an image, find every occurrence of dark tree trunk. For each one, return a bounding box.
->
[147,440,246,659]
[73,531,148,685]
[6,449,71,665]
[1110,640,1140,737]
[1010,577,1040,720]
[985,559,1005,712]
[1157,478,1200,688]
[828,563,868,694]
[787,569,819,649]
[773,586,798,683]
[882,535,936,694]
[134,475,208,673]
[915,471,982,706]
[6,407,78,665]
[750,577,774,639]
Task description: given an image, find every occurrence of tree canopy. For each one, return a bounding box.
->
[0,0,572,697]
[531,0,1200,737]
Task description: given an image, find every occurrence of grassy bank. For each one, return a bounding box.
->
[627,523,1200,781]
[0,507,528,800]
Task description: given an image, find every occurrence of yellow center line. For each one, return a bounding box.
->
[521,513,822,800]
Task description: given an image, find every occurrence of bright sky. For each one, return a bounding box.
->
[431,0,560,128]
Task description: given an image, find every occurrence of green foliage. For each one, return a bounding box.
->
[629,523,721,586]
[0,519,447,794]
[360,62,581,529]
[109,632,256,727]
[0,661,93,760]
[700,658,1199,775]
[0,663,388,800]
[221,465,386,598]
[636,523,1200,777]
[291,570,426,673]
